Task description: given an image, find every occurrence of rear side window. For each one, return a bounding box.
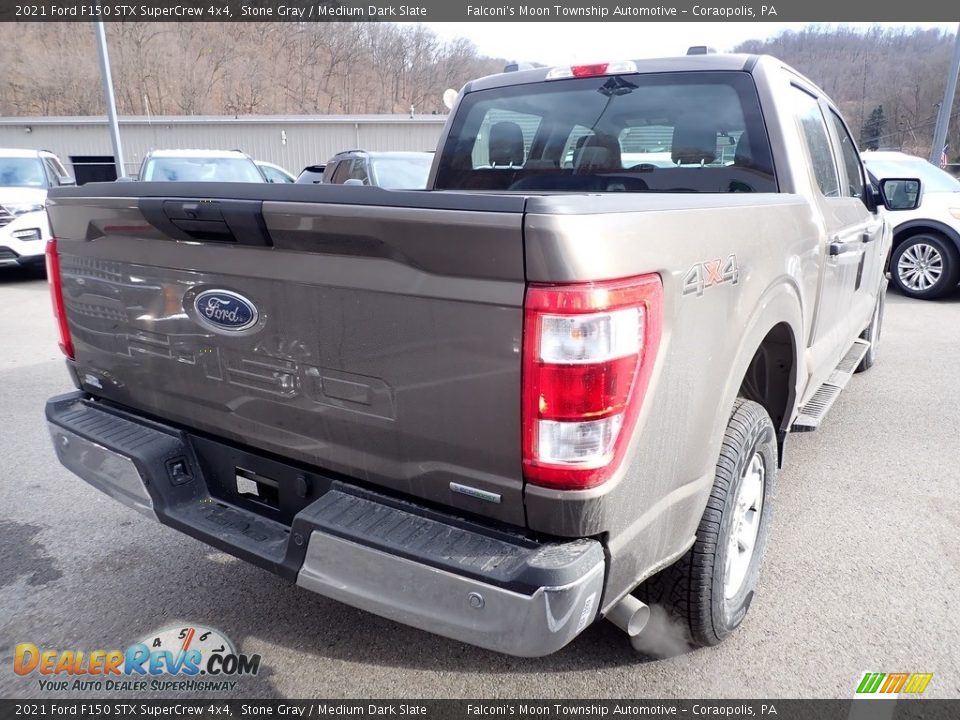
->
[791,89,840,198]
[434,71,776,193]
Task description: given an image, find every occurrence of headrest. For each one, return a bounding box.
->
[573,133,622,173]
[488,121,525,167]
[672,114,719,165]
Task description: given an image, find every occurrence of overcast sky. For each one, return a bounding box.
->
[414,22,956,67]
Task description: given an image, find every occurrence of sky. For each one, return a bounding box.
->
[415,22,957,67]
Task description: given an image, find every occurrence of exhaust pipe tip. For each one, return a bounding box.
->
[606,594,651,637]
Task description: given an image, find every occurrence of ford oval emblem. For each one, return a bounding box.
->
[193,289,259,332]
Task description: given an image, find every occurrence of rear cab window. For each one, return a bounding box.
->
[434,71,777,193]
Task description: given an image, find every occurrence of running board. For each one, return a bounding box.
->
[791,339,870,432]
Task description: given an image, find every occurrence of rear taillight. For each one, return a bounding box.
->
[522,274,662,490]
[45,238,74,360]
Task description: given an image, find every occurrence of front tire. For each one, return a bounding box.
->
[890,234,959,300]
[637,399,777,652]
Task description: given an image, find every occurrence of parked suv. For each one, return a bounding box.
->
[322,150,432,189]
[862,151,960,299]
[0,149,74,268]
[138,149,266,183]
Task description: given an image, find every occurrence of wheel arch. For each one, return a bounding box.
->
[736,322,798,465]
[889,220,960,269]
[720,282,804,469]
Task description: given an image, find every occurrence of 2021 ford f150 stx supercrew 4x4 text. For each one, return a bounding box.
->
[44,54,920,657]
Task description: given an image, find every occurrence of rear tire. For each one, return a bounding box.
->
[636,399,777,653]
[890,234,959,300]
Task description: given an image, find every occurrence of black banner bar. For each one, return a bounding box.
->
[0,0,956,23]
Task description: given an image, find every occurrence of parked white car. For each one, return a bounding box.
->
[0,149,74,268]
[862,151,960,299]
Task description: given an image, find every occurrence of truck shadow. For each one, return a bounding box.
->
[4,530,670,700]
[0,265,46,284]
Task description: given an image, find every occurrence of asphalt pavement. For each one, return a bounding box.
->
[1,265,958,699]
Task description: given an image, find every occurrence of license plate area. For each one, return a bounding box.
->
[188,434,333,525]
[235,467,280,510]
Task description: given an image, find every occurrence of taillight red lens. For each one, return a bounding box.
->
[571,63,609,78]
[45,238,74,360]
[522,274,662,490]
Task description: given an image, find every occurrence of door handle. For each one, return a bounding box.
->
[862,230,879,243]
[829,240,859,256]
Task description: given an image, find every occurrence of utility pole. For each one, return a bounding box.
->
[930,22,960,166]
[93,16,126,178]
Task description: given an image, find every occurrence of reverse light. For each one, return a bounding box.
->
[45,238,74,359]
[522,274,662,490]
[545,60,638,81]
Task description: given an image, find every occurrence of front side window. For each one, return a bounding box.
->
[261,165,293,183]
[792,88,840,198]
[435,71,776,193]
[345,159,370,184]
[43,158,64,186]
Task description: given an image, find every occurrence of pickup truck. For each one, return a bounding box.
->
[44,53,920,658]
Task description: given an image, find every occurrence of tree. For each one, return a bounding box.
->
[860,105,887,151]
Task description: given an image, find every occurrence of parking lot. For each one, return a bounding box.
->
[1,265,958,699]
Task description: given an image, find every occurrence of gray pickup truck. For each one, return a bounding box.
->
[44,53,920,657]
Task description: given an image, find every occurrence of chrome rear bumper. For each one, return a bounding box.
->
[47,392,605,657]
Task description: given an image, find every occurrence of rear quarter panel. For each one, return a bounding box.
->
[522,192,818,606]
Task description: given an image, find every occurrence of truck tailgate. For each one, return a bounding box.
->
[46,184,527,526]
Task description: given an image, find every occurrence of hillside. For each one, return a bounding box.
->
[735,25,959,159]
[0,22,504,117]
[1,22,957,160]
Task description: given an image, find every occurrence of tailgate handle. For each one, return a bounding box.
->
[140,198,273,247]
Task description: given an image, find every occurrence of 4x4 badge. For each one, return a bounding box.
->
[683,255,739,296]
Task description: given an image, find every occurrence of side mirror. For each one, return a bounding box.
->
[58,176,76,187]
[878,178,922,211]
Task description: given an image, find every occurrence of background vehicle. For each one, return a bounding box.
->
[44,54,918,658]
[0,148,73,268]
[321,150,433,189]
[256,160,296,184]
[138,149,266,183]
[863,150,960,299]
[295,164,326,184]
